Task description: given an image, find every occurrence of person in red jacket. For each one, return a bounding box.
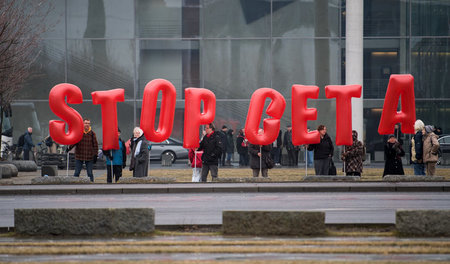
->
[189,148,203,182]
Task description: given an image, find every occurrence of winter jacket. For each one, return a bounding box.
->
[226,130,235,154]
[189,149,203,168]
[383,142,405,176]
[236,134,248,155]
[274,130,282,148]
[71,130,98,161]
[248,143,272,170]
[423,132,440,163]
[411,131,423,163]
[23,132,34,151]
[198,131,223,165]
[340,139,364,173]
[104,139,126,166]
[308,134,334,160]
[218,130,227,153]
[283,130,295,151]
[129,135,149,177]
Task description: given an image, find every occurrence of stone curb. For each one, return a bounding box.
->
[396,210,450,237]
[0,182,448,195]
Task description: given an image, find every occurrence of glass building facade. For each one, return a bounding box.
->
[12,0,450,160]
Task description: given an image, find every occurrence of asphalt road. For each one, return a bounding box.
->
[1,192,449,227]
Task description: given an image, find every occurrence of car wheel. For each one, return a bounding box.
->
[162,151,176,163]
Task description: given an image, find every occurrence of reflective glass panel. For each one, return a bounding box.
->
[363,0,408,37]
[412,0,450,36]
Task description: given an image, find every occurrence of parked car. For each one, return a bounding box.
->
[437,135,450,165]
[149,138,188,163]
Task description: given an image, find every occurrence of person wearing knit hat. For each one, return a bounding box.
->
[422,124,440,176]
[411,120,425,175]
[383,134,405,177]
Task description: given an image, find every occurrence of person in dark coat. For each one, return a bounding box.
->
[383,134,405,176]
[248,129,272,177]
[411,120,425,175]
[271,130,282,166]
[340,130,364,176]
[218,125,228,166]
[236,129,249,166]
[129,127,149,177]
[225,129,234,166]
[22,127,35,161]
[103,128,127,183]
[307,125,334,175]
[283,124,299,167]
[198,123,223,182]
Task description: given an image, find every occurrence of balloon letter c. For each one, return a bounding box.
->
[244,88,286,145]
[48,83,84,145]
[325,85,362,146]
[91,89,125,150]
[140,79,176,142]
[291,85,320,145]
[378,74,416,135]
[183,88,216,148]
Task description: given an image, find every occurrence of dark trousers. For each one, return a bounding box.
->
[220,151,226,166]
[314,157,330,176]
[201,164,218,182]
[287,149,299,166]
[107,164,123,183]
[74,160,94,182]
[271,147,282,164]
[239,152,249,166]
[346,172,361,176]
[23,149,30,160]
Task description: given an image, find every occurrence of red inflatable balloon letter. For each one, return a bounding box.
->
[325,85,362,145]
[378,74,416,135]
[244,88,286,145]
[91,89,125,150]
[183,88,216,148]
[140,79,176,142]
[291,85,320,145]
[48,83,84,145]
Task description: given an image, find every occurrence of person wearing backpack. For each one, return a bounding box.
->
[422,125,440,176]
[22,127,34,160]
[340,130,364,176]
[411,120,425,175]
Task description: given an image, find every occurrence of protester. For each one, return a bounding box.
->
[22,127,34,161]
[422,125,440,176]
[306,127,314,167]
[382,134,405,176]
[284,124,299,167]
[189,148,202,182]
[129,127,149,177]
[67,119,98,182]
[219,125,228,166]
[271,130,282,166]
[103,129,126,183]
[248,129,273,177]
[198,123,222,182]
[308,125,334,175]
[44,135,57,154]
[340,130,364,176]
[236,129,249,166]
[411,120,425,175]
[226,128,234,166]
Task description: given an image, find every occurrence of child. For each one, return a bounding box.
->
[189,148,203,182]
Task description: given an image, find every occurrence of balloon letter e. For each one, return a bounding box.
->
[48,83,84,145]
[291,85,320,145]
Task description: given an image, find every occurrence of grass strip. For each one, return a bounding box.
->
[7,260,449,264]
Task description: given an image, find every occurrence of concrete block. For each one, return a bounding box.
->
[15,208,155,235]
[0,164,18,178]
[41,165,58,176]
[396,210,450,237]
[10,160,37,172]
[302,176,360,182]
[31,176,91,184]
[222,211,325,236]
[118,176,176,184]
[383,175,445,182]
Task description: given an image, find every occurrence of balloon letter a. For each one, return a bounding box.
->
[183,88,216,148]
[244,88,285,145]
[91,89,125,150]
[140,79,176,142]
[378,74,416,135]
[48,83,84,145]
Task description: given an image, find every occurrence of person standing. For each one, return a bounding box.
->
[271,130,282,166]
[22,127,34,161]
[129,127,149,177]
[68,119,98,182]
[284,124,299,167]
[198,123,222,182]
[306,127,314,167]
[103,129,126,183]
[226,128,234,166]
[189,148,202,182]
[308,125,334,175]
[382,135,405,176]
[411,120,425,175]
[340,130,364,176]
[248,129,272,177]
[236,129,249,166]
[218,125,228,166]
[422,125,440,176]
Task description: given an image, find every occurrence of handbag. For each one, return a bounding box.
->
[328,159,337,175]
[265,155,275,169]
